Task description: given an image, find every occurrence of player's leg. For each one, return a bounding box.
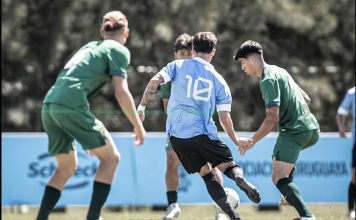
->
[37,152,77,220]
[162,141,181,220]
[37,103,78,220]
[212,166,227,220]
[214,166,224,186]
[273,130,319,219]
[199,163,242,220]
[216,162,261,204]
[194,135,260,204]
[347,143,355,218]
[85,138,120,220]
[170,135,240,219]
[165,139,180,206]
[59,108,119,220]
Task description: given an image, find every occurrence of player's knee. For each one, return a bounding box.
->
[166,156,179,168]
[271,174,281,186]
[58,165,77,178]
[103,152,120,167]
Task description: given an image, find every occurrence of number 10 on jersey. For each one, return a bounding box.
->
[186,75,213,102]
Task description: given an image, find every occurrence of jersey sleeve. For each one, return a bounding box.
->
[157,60,183,84]
[160,81,171,99]
[215,76,232,112]
[260,78,280,108]
[337,92,353,115]
[107,47,130,79]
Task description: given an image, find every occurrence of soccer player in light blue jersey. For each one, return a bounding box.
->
[138,32,261,220]
[336,86,355,218]
[160,33,227,220]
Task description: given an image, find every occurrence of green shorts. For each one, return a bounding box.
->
[272,129,320,164]
[41,103,112,155]
[165,138,173,151]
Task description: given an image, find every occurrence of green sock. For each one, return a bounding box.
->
[36,185,61,220]
[86,181,111,220]
[167,191,178,205]
[277,178,312,218]
[289,167,295,182]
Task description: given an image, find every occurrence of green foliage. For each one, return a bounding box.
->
[2,0,355,132]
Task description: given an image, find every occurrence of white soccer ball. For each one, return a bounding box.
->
[213,188,240,213]
[18,204,29,214]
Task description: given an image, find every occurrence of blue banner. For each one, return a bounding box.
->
[1,132,353,206]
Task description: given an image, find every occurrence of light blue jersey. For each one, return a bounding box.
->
[158,57,232,140]
[337,86,355,142]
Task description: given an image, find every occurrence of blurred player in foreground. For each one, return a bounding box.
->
[160,33,227,220]
[138,32,261,220]
[234,40,320,220]
[336,86,355,218]
[37,10,146,220]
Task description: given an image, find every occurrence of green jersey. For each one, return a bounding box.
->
[43,39,130,110]
[160,81,171,99]
[259,65,319,134]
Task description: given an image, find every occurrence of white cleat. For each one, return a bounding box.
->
[347,210,355,218]
[162,203,181,220]
[293,214,316,220]
[279,194,291,206]
[215,211,228,220]
[84,217,104,220]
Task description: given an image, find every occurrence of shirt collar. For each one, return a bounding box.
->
[194,57,214,69]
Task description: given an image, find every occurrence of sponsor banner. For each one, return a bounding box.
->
[1,133,353,206]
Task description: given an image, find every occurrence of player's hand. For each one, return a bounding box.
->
[338,127,347,138]
[132,124,146,146]
[236,137,254,156]
[138,112,145,122]
[137,104,146,122]
[236,137,253,148]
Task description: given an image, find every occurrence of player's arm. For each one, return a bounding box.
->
[218,111,252,148]
[112,75,146,145]
[251,106,279,144]
[336,91,352,138]
[299,87,311,106]
[137,73,165,120]
[162,98,169,113]
[336,113,347,137]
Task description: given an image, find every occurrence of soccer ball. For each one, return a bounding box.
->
[213,188,240,213]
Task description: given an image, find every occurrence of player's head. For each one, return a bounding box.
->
[174,33,194,60]
[100,11,129,45]
[193,32,217,56]
[233,40,263,76]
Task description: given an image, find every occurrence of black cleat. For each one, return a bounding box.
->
[235,176,261,203]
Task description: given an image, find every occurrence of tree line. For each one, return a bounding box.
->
[2,0,355,132]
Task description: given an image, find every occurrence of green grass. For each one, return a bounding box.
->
[1,203,351,220]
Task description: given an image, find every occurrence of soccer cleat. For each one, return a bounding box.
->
[279,194,291,206]
[162,203,181,220]
[292,214,316,220]
[235,176,261,203]
[347,210,355,218]
[215,210,228,220]
[84,217,104,220]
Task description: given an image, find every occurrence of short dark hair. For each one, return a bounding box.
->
[174,33,193,52]
[233,40,263,60]
[193,32,217,53]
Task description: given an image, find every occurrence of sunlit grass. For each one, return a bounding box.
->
[2,203,351,220]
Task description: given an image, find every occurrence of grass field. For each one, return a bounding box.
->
[1,203,352,220]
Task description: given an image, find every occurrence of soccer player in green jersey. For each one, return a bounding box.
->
[234,40,320,220]
[159,33,227,220]
[36,11,146,220]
